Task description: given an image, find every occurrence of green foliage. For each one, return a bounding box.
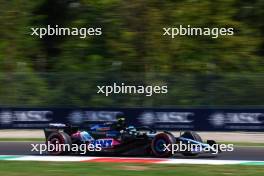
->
[0,0,263,107]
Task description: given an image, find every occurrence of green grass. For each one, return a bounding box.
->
[0,161,263,176]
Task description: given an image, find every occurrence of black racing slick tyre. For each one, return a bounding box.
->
[180,131,203,143]
[180,131,202,156]
[207,140,221,154]
[47,131,72,155]
[151,132,176,158]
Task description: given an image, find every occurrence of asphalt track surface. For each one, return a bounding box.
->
[0,142,263,161]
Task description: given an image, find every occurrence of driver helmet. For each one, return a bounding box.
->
[116,114,126,126]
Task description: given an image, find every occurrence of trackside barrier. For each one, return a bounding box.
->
[0,108,263,131]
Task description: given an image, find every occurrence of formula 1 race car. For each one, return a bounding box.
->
[44,120,220,157]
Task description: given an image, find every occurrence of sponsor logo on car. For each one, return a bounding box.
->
[90,138,119,148]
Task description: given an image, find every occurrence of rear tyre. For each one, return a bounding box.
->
[47,131,72,155]
[151,132,175,158]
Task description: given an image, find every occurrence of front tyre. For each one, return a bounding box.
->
[180,131,202,157]
[151,132,175,158]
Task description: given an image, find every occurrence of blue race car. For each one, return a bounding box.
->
[44,118,220,157]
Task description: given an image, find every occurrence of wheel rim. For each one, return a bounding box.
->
[48,137,62,154]
[50,138,60,145]
[155,139,167,153]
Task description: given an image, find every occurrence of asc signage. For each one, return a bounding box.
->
[0,108,263,131]
[209,112,264,130]
[0,110,52,126]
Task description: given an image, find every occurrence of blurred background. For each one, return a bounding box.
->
[0,0,263,108]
